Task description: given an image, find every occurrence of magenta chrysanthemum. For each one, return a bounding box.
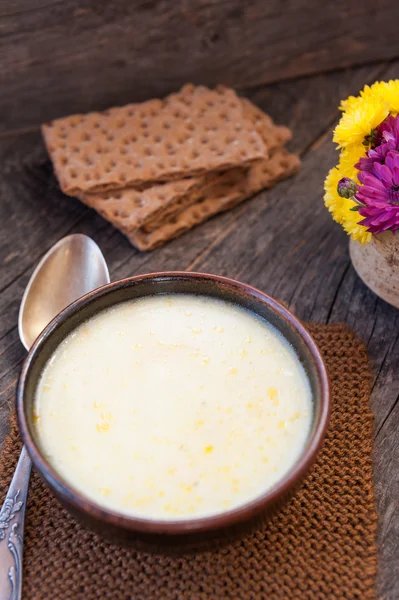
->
[355,150,399,234]
[355,142,393,173]
[378,114,399,146]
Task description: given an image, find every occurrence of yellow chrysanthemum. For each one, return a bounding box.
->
[339,95,358,113]
[324,143,366,223]
[369,80,399,115]
[342,209,372,245]
[339,80,399,116]
[339,85,374,113]
[324,166,345,224]
[333,98,389,148]
[323,162,371,244]
[338,144,365,180]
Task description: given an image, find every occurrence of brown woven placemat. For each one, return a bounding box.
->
[0,324,377,599]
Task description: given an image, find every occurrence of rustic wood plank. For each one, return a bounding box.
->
[0,62,383,298]
[1,0,399,133]
[0,61,385,450]
[374,398,399,599]
[106,62,398,599]
[291,61,399,600]
[108,62,387,277]
[0,60,397,598]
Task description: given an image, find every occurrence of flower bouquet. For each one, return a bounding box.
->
[324,80,399,308]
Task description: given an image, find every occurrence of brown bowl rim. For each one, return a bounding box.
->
[17,271,331,536]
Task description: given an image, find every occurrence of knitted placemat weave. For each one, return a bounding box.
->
[0,324,377,599]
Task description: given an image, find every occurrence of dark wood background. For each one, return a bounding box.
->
[2,0,399,133]
[1,2,399,598]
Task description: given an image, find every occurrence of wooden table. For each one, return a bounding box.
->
[0,61,398,599]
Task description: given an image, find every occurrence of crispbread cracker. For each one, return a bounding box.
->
[42,85,266,195]
[240,97,292,148]
[130,148,300,251]
[75,177,207,233]
[141,101,294,234]
[140,183,220,233]
[76,99,290,233]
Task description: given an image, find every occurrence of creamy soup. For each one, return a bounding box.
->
[34,294,312,520]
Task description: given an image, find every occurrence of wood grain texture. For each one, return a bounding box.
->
[1,0,399,133]
[0,60,398,598]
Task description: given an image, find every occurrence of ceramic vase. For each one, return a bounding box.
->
[349,231,399,309]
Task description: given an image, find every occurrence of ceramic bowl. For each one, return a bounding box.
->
[17,272,330,552]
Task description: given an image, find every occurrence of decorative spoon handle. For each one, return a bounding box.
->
[0,234,109,599]
[0,446,31,600]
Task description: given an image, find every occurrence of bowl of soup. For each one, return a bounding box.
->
[17,272,330,551]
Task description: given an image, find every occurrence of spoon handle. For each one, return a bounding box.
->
[0,446,31,600]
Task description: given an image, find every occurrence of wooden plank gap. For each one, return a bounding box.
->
[365,299,380,346]
[326,262,352,324]
[0,125,40,141]
[0,325,18,347]
[370,328,399,404]
[0,0,65,19]
[375,391,399,440]
[297,60,393,158]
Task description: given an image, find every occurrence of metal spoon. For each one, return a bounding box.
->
[0,234,110,600]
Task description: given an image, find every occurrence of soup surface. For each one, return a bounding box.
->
[34,294,312,520]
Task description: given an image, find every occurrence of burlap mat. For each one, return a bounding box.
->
[0,324,377,599]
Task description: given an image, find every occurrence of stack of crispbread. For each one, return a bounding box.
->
[42,84,300,250]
